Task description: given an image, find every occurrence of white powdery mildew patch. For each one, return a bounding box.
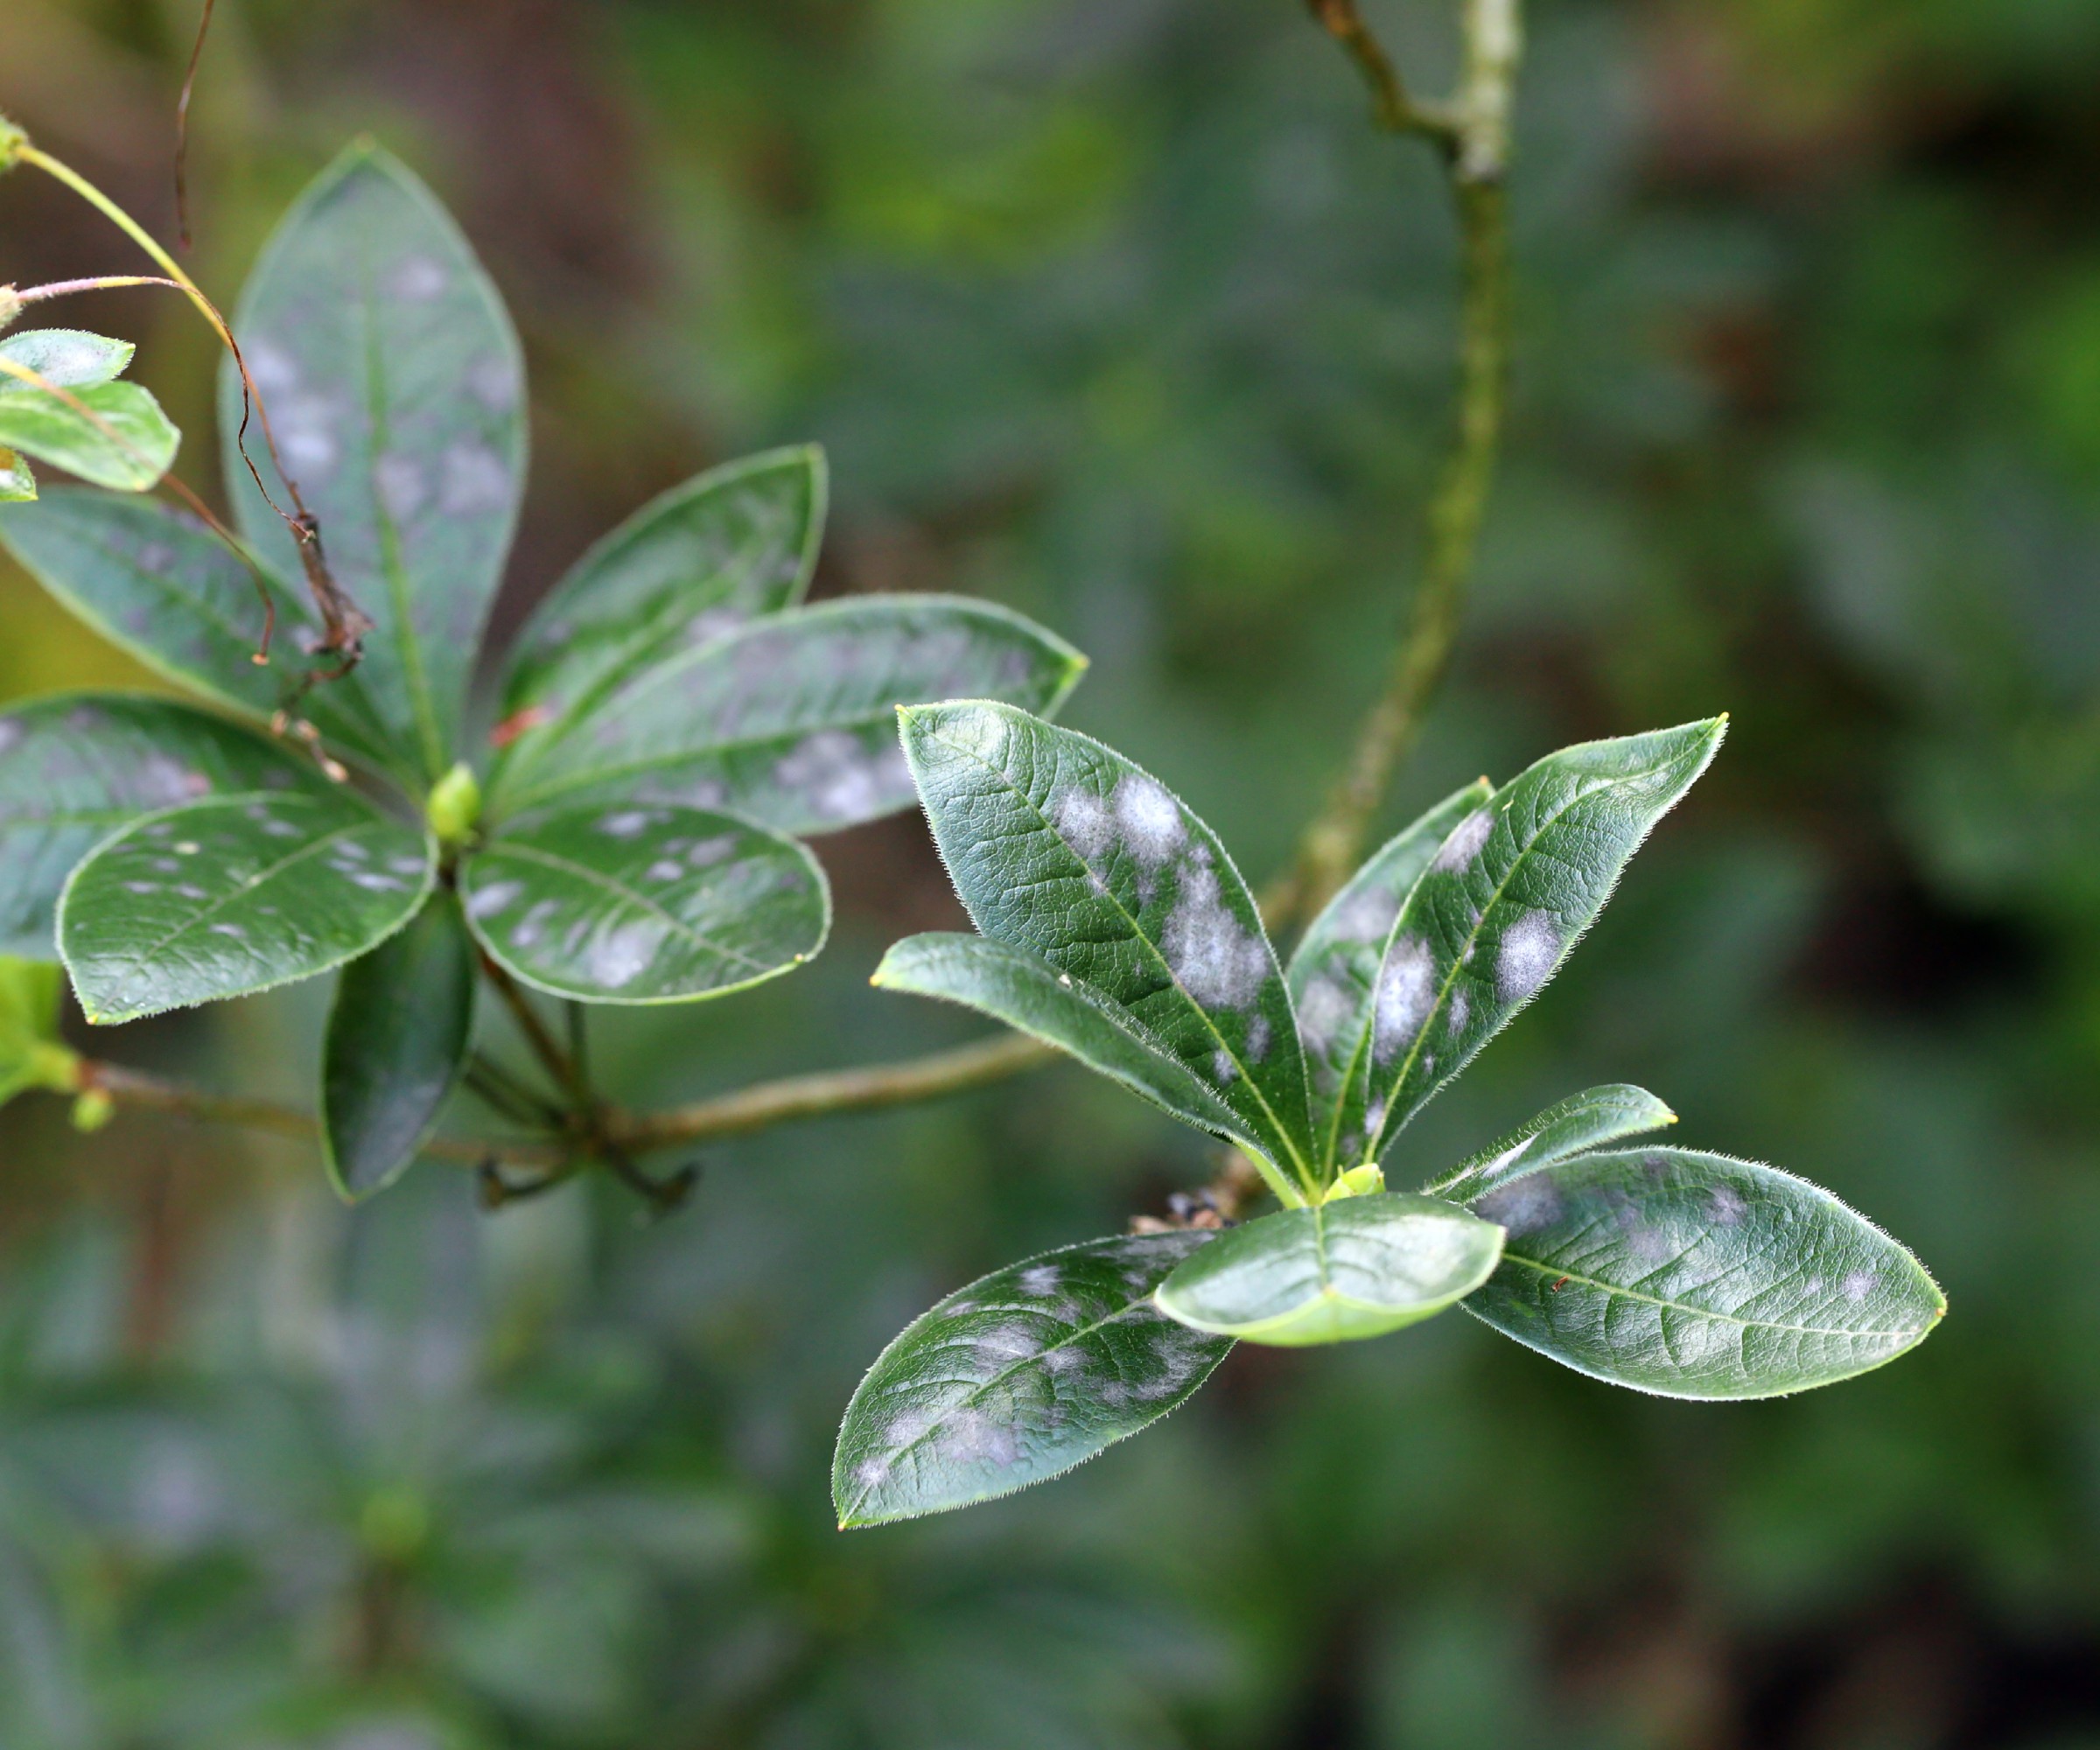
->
[1840,1269,1879,1303]
[1297,975,1354,1059]
[936,1406,1020,1467]
[1372,936,1436,1064]
[439,441,512,518]
[1017,1264,1065,1298]
[598,810,654,839]
[1707,1186,1746,1227]
[774,729,904,822]
[1494,909,1560,1004]
[386,254,448,302]
[973,1323,1042,1368]
[1050,786,1115,861]
[374,452,427,522]
[645,859,683,884]
[1474,1171,1564,1239]
[1213,1048,1236,1085]
[1446,986,1471,1036]
[1245,1014,1271,1061]
[509,898,560,949]
[346,870,410,893]
[1113,776,1185,868]
[466,878,523,920]
[1327,883,1401,945]
[584,921,661,989]
[1162,863,1269,1011]
[1431,807,1495,873]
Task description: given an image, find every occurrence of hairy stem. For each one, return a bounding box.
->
[1271,0,1522,926]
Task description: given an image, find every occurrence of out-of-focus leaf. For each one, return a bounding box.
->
[60,791,433,1023]
[872,930,1256,1149]
[321,889,476,1200]
[0,958,74,1107]
[461,798,828,1003]
[500,444,825,737]
[0,449,33,502]
[1288,780,1494,1178]
[900,701,1314,1190]
[494,597,1087,836]
[0,490,396,772]
[835,1232,1231,1527]
[1423,1083,1677,1198]
[219,141,526,777]
[1154,1193,1503,1346]
[1336,720,1726,1171]
[1465,1147,1945,1396]
[0,694,326,958]
[0,376,177,493]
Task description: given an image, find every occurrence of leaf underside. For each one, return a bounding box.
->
[321,888,476,1200]
[0,695,328,959]
[60,791,433,1023]
[1154,1192,1505,1346]
[1465,1146,1945,1398]
[900,701,1312,1190]
[835,1232,1232,1527]
[462,798,829,1004]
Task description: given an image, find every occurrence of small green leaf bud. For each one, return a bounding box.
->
[70,1087,115,1132]
[426,760,483,849]
[1324,1162,1385,1203]
[0,115,24,175]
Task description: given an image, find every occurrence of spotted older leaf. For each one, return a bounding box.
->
[835,1232,1232,1527]
[0,375,177,493]
[493,597,1086,836]
[60,792,434,1024]
[0,330,135,393]
[1155,1193,1503,1347]
[1288,780,1492,1179]
[219,142,526,777]
[499,444,825,742]
[321,889,475,1201]
[0,490,396,773]
[1464,1147,1945,1397]
[872,933,1277,1174]
[461,798,828,1004]
[1334,720,1726,1173]
[0,694,327,958]
[902,703,1314,1191]
[1423,1083,1677,1199]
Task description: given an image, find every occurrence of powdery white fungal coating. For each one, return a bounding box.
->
[1296,974,1354,1057]
[1113,775,1185,868]
[1474,1171,1564,1239]
[774,729,906,823]
[1841,1269,1879,1303]
[598,810,654,839]
[1245,1013,1271,1061]
[386,254,448,301]
[1446,986,1472,1036]
[972,1323,1042,1368]
[1161,862,1270,1011]
[1707,1186,1746,1227]
[1494,909,1560,1004]
[1213,1048,1237,1085]
[374,452,427,522]
[1328,883,1402,945]
[645,859,683,884]
[439,441,511,517]
[1017,1265,1064,1298]
[1050,786,1115,861]
[584,921,660,989]
[466,878,523,920]
[1373,936,1436,1064]
[1431,806,1495,873]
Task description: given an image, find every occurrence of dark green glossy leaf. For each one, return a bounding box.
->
[1288,780,1493,1178]
[60,791,434,1024]
[1336,719,1726,1172]
[901,702,1313,1189]
[1154,1192,1503,1346]
[461,798,828,1004]
[0,490,395,771]
[835,1232,1231,1527]
[320,889,475,1201]
[494,596,1087,836]
[1423,1083,1676,1198]
[219,142,526,777]
[872,932,1269,1165]
[0,693,326,958]
[0,376,177,493]
[500,444,824,738]
[1465,1147,1945,1397]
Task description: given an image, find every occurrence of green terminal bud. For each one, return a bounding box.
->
[70,1087,115,1132]
[0,116,24,178]
[425,761,483,849]
[1324,1162,1386,1203]
[0,958,80,1110]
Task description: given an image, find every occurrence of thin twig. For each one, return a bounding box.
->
[475,950,586,1108]
[16,274,188,304]
[174,0,219,250]
[1305,0,1458,142]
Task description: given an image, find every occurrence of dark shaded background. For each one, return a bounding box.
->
[4,1,2099,1745]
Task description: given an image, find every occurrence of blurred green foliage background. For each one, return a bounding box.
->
[4,0,2099,1744]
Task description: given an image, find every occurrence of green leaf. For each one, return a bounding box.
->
[834,1232,1232,1527]
[60,791,434,1024]
[494,596,1088,836]
[1464,1147,1945,1397]
[219,142,527,778]
[900,702,1314,1191]
[0,329,135,392]
[499,444,825,738]
[1154,1193,1504,1346]
[460,798,829,1004]
[1334,719,1726,1173]
[1289,780,1493,1178]
[1423,1083,1677,1198]
[0,957,76,1107]
[0,490,396,772]
[0,376,178,493]
[320,889,475,1201]
[872,932,1256,1152]
[0,693,328,958]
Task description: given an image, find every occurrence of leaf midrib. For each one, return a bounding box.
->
[921,719,1309,1185]
[1495,1250,1936,1340]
